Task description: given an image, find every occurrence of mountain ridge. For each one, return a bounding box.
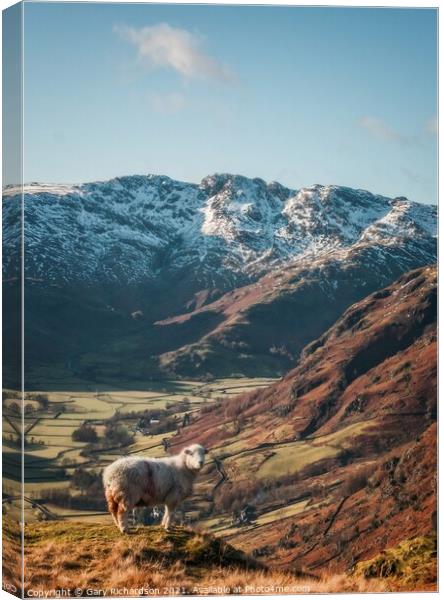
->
[2,173,437,383]
[4,173,436,286]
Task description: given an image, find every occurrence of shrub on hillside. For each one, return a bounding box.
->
[223,390,260,420]
[213,475,300,514]
[342,466,373,496]
[201,400,221,414]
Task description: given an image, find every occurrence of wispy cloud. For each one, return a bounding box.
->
[357,116,411,145]
[147,91,186,114]
[115,23,235,83]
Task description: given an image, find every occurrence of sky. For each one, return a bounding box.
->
[21,3,437,204]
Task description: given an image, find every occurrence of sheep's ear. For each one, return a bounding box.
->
[184,448,192,455]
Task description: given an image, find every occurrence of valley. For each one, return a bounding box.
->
[2,174,437,593]
[2,377,277,523]
[3,267,437,592]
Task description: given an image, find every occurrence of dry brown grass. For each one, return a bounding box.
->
[3,513,23,594]
[23,548,391,596]
[20,521,434,596]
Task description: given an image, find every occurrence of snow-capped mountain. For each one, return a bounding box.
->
[3,173,436,287]
[2,173,437,384]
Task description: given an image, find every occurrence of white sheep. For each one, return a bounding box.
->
[102,443,206,532]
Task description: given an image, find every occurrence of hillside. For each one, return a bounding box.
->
[22,522,266,594]
[154,241,435,377]
[18,521,433,595]
[3,265,437,594]
[3,173,436,384]
[171,266,437,577]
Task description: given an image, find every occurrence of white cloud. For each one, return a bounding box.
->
[147,91,186,114]
[357,116,410,145]
[115,23,234,83]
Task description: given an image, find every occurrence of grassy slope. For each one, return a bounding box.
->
[1,515,435,596]
[171,267,437,578]
[22,520,430,596]
[155,251,437,378]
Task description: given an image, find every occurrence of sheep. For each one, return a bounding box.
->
[102,443,206,532]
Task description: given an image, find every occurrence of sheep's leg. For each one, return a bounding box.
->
[161,506,169,529]
[162,504,175,530]
[110,510,119,528]
[117,503,131,534]
[105,490,119,528]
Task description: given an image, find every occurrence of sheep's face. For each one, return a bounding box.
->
[183,444,206,472]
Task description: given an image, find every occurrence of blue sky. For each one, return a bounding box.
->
[23,3,437,203]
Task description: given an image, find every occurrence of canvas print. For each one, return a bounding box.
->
[2,2,438,597]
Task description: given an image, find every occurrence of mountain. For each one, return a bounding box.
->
[171,266,437,575]
[4,174,436,287]
[153,240,436,377]
[2,174,436,384]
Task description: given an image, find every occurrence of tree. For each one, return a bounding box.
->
[105,423,133,447]
[8,402,20,415]
[72,423,99,443]
[34,393,49,409]
[71,468,96,494]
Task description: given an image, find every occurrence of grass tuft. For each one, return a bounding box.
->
[353,535,437,588]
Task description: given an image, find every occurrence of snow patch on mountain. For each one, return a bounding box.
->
[2,173,437,287]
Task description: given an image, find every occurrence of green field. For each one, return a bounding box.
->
[2,378,277,523]
[2,377,378,544]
